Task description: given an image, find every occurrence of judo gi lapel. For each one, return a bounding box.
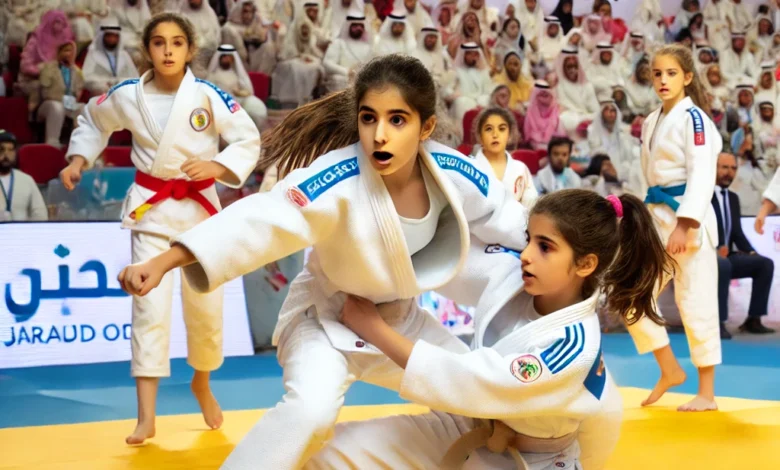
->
[137,68,199,177]
[357,145,419,299]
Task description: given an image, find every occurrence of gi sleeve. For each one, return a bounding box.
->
[204,85,262,188]
[433,148,528,250]
[173,164,344,293]
[399,324,598,420]
[763,167,780,207]
[676,109,720,224]
[577,377,623,470]
[65,84,129,169]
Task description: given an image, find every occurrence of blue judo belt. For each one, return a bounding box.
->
[644,184,687,211]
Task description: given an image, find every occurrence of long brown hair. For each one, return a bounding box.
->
[531,190,675,326]
[652,44,711,116]
[259,54,438,178]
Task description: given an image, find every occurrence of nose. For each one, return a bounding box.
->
[374,119,389,145]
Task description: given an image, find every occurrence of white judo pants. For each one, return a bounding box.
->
[219,303,469,470]
[627,232,722,368]
[130,231,224,377]
[305,411,581,470]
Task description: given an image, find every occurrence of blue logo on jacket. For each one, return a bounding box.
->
[299,157,360,202]
[540,322,585,374]
[432,153,489,196]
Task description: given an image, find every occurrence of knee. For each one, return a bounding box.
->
[760,256,774,276]
[289,397,341,436]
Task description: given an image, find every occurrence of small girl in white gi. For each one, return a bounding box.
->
[118,54,528,469]
[755,167,780,235]
[474,107,538,207]
[634,44,722,412]
[312,189,674,470]
[58,13,262,444]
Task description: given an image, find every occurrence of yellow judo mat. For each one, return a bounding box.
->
[2,388,778,470]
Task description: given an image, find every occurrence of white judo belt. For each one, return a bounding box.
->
[441,420,578,470]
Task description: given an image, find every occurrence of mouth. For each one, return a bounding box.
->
[522,270,535,281]
[163,60,175,66]
[372,151,394,166]
[659,87,669,93]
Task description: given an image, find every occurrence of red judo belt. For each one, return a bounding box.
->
[129,171,217,221]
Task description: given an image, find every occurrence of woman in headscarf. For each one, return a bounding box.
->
[109,0,152,67]
[693,45,716,75]
[551,0,574,35]
[515,0,544,50]
[594,0,627,44]
[554,46,600,134]
[618,31,647,78]
[536,15,564,67]
[703,0,731,51]
[523,80,566,150]
[563,27,590,65]
[19,10,75,97]
[431,1,457,44]
[586,98,637,181]
[630,0,665,44]
[60,0,110,49]
[669,0,700,39]
[492,17,527,74]
[749,14,775,63]
[493,51,532,108]
[703,62,731,112]
[624,57,659,116]
[221,0,277,74]
[580,14,610,53]
[271,13,324,106]
[453,0,498,42]
[446,10,487,59]
[729,126,771,215]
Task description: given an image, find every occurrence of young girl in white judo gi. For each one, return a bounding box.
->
[633,43,723,412]
[118,54,529,469]
[474,107,538,207]
[58,13,261,444]
[309,189,675,470]
[755,167,780,234]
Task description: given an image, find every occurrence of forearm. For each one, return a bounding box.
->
[156,243,197,271]
[364,322,415,369]
[758,198,777,217]
[676,216,700,230]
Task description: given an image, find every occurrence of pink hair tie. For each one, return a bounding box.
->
[606,194,623,218]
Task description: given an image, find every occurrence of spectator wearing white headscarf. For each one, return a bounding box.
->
[587,42,624,97]
[445,42,493,124]
[372,11,415,56]
[207,44,267,130]
[81,22,139,95]
[272,12,324,106]
[555,46,600,135]
[221,0,278,74]
[323,13,372,91]
[109,0,152,66]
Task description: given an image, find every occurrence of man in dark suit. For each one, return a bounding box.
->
[713,153,775,338]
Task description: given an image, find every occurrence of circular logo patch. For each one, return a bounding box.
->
[510,354,542,383]
[190,108,211,132]
[286,187,309,208]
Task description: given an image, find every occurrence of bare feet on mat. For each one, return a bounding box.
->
[677,395,718,412]
[191,379,224,430]
[126,420,156,445]
[642,367,687,407]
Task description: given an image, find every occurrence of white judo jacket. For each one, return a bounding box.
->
[400,266,623,470]
[764,167,780,207]
[66,69,261,238]
[174,140,529,351]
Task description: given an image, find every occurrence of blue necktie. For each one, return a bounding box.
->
[722,188,731,249]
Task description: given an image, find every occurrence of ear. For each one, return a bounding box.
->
[186,46,195,64]
[683,71,694,87]
[575,253,599,279]
[420,115,437,141]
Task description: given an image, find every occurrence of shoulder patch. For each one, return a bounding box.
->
[484,244,521,259]
[195,78,241,113]
[96,78,139,105]
[687,107,705,146]
[432,152,489,196]
[510,354,543,383]
[540,322,585,374]
[583,344,606,399]
[293,157,360,205]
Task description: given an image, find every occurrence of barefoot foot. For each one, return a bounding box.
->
[677,395,718,412]
[126,420,155,445]
[191,381,223,430]
[642,367,687,407]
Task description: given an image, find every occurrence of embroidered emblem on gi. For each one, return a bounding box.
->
[431,152,489,196]
[298,157,360,202]
[510,354,542,383]
[287,187,310,207]
[190,108,212,132]
[485,244,522,259]
[688,108,705,146]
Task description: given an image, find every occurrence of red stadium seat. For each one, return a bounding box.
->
[18,144,68,184]
[0,97,34,144]
[461,108,480,145]
[511,149,541,175]
[248,72,270,102]
[3,71,13,95]
[457,143,473,156]
[8,45,21,83]
[102,146,133,167]
[79,89,92,103]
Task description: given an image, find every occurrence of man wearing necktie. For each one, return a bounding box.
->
[712,153,775,338]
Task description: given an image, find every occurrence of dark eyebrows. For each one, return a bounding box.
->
[358,106,412,116]
[150,35,187,41]
[533,234,558,246]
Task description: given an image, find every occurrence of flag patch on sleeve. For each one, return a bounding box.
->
[97,78,139,105]
[196,78,241,113]
[688,108,705,146]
